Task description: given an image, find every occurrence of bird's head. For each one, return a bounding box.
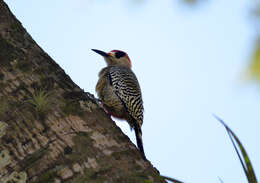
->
[92,49,132,68]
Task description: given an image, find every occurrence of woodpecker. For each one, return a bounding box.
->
[92,49,146,160]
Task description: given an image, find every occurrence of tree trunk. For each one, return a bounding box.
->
[0,1,165,182]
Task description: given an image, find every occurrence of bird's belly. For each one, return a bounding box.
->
[102,95,126,118]
[98,85,126,119]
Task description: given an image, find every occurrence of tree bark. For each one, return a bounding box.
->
[0,1,165,183]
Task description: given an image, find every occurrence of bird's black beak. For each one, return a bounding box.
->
[92,49,109,57]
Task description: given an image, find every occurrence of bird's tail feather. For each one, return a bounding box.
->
[133,124,146,160]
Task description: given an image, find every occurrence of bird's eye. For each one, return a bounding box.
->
[115,51,126,59]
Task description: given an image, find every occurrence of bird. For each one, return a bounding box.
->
[92,49,146,160]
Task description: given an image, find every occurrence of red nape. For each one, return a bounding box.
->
[110,50,122,53]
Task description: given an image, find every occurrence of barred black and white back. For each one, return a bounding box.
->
[108,66,144,128]
[108,66,145,159]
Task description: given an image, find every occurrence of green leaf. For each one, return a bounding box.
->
[248,38,260,83]
[214,115,258,183]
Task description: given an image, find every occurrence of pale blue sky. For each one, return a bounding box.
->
[5,0,259,182]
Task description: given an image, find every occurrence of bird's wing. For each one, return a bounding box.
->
[108,66,143,126]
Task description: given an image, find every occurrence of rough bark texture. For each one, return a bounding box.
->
[0,1,165,183]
